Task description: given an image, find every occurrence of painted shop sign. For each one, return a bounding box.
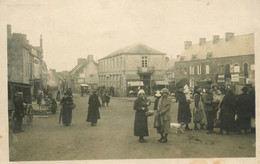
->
[231,74,239,82]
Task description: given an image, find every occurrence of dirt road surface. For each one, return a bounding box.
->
[9,94,255,161]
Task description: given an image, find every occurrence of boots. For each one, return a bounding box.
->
[161,134,168,143]
[194,123,199,130]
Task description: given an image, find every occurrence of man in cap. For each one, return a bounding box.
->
[14,92,25,133]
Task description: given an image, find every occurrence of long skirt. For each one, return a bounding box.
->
[134,111,148,136]
[62,108,72,125]
[154,113,170,134]
[86,107,100,123]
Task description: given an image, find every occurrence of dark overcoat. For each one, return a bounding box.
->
[15,96,24,119]
[134,97,148,137]
[236,93,251,130]
[177,92,191,124]
[61,96,74,125]
[87,94,101,122]
[219,93,236,130]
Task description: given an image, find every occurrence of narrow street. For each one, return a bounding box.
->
[9,94,255,161]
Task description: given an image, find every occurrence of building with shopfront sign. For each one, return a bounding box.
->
[98,43,167,96]
[174,33,255,90]
[7,24,48,99]
[69,55,99,93]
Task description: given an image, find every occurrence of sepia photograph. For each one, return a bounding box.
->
[0,0,259,163]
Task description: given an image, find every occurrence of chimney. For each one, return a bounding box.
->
[40,35,43,48]
[225,32,234,41]
[184,41,192,50]
[213,35,219,44]
[199,38,206,46]
[7,24,12,38]
[78,58,87,65]
[87,55,94,61]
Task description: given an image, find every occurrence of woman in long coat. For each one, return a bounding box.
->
[237,87,251,134]
[133,89,149,143]
[154,88,171,143]
[87,91,101,126]
[193,86,206,130]
[177,87,192,130]
[219,88,236,135]
[60,91,75,126]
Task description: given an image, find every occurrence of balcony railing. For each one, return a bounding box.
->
[137,67,155,74]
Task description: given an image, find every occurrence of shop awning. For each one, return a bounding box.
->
[155,81,169,86]
[127,81,144,87]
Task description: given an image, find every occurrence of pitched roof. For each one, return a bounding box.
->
[100,42,165,60]
[176,33,254,62]
[69,59,98,77]
[50,70,65,82]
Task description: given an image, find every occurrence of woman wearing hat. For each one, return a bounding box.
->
[86,90,101,126]
[236,87,251,134]
[193,86,206,130]
[133,89,149,143]
[60,90,75,126]
[154,88,172,143]
[177,87,192,130]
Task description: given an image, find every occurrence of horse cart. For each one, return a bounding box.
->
[8,82,34,130]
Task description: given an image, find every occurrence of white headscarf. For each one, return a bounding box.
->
[138,89,145,96]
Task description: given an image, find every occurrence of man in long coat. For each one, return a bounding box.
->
[14,92,24,133]
[202,86,214,134]
[155,88,171,143]
[237,87,251,134]
[219,88,236,135]
[87,91,101,126]
[177,87,192,130]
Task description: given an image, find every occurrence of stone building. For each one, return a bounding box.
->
[174,33,255,90]
[47,69,65,90]
[98,43,167,96]
[69,55,98,93]
[7,24,48,98]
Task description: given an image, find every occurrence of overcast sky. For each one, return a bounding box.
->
[2,0,260,71]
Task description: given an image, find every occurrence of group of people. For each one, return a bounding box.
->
[174,84,255,135]
[134,88,172,143]
[58,88,102,127]
[133,83,255,143]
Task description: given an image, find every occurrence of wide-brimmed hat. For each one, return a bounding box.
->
[155,91,161,97]
[138,89,145,96]
[241,87,248,92]
[161,88,170,94]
